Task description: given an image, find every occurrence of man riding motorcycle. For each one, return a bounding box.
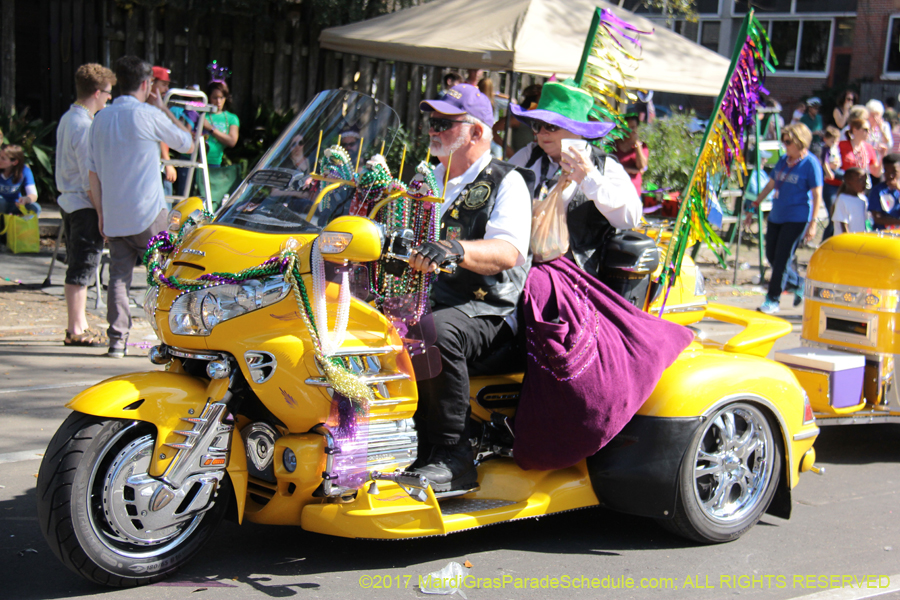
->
[408,84,533,495]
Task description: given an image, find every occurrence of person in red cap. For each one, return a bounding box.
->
[406,83,533,495]
[151,66,177,196]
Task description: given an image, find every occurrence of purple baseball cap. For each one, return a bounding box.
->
[419,84,495,127]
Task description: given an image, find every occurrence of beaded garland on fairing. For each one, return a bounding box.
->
[144,224,375,413]
[143,149,442,485]
[659,12,776,290]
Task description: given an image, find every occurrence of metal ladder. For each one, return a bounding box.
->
[161,88,216,213]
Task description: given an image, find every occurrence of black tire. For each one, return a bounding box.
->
[37,412,230,587]
[658,402,782,544]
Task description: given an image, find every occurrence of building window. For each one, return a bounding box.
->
[734,0,791,13]
[796,0,856,12]
[697,0,720,14]
[735,0,856,13]
[759,19,832,74]
[885,15,900,77]
[700,21,721,52]
[675,20,699,43]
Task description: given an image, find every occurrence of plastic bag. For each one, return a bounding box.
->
[419,562,468,598]
[1,209,40,254]
[531,174,570,263]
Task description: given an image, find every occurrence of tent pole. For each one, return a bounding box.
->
[503,71,519,158]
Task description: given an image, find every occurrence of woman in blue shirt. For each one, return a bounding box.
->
[0,144,41,217]
[751,123,823,314]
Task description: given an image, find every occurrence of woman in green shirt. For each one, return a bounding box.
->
[203,81,240,165]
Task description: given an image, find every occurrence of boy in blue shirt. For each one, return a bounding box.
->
[868,153,900,229]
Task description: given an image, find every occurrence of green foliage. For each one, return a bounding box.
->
[621,0,698,21]
[0,107,57,204]
[229,103,297,177]
[116,0,299,16]
[641,109,702,193]
[310,0,431,29]
[384,124,431,181]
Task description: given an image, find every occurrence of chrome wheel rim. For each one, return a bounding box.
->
[86,425,204,559]
[691,403,774,525]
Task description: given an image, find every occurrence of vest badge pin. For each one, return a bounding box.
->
[463,181,492,209]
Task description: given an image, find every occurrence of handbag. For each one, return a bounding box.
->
[530,174,570,263]
[1,206,40,254]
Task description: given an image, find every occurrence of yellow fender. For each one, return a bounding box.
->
[65,371,248,520]
[640,347,810,488]
[704,303,792,357]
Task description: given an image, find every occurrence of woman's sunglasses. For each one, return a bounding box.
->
[781,137,794,145]
[428,117,469,133]
[530,120,561,134]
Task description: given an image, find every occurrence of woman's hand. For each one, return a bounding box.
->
[203,120,214,132]
[804,220,817,244]
[560,147,593,184]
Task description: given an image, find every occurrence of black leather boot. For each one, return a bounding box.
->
[411,441,477,494]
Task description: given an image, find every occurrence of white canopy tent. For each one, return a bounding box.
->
[320,0,731,97]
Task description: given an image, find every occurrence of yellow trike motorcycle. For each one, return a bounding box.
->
[36,91,820,586]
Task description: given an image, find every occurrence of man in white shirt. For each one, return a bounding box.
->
[407,84,532,495]
[56,63,116,348]
[88,56,194,358]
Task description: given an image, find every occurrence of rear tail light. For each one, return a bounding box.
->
[802,393,815,425]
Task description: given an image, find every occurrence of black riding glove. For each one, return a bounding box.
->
[414,239,465,268]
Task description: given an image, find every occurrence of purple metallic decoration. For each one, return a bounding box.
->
[325,393,369,489]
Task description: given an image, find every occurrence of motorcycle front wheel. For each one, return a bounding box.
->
[37,412,230,587]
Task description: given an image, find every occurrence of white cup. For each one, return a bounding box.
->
[561,138,589,156]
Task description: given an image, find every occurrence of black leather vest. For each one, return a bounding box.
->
[526,144,618,279]
[431,159,533,318]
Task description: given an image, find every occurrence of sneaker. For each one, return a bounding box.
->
[106,346,126,359]
[793,287,804,307]
[758,297,780,314]
[410,442,478,495]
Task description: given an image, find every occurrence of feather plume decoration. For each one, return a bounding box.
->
[574,8,652,145]
[659,10,776,292]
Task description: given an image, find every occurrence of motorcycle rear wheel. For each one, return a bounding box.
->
[37,412,230,587]
[658,402,782,544]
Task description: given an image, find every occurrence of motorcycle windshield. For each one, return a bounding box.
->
[217,90,401,233]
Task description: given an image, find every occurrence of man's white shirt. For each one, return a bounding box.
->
[432,150,532,267]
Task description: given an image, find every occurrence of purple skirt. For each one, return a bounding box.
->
[513,258,694,471]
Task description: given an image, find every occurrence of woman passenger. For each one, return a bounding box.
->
[507,79,641,278]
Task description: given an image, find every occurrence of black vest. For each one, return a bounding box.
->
[431,159,533,318]
[526,144,618,279]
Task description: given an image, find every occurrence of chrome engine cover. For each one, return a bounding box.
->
[241,422,281,483]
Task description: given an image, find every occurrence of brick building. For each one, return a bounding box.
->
[627,0,900,120]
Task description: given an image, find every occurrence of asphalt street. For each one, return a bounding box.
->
[0,244,898,600]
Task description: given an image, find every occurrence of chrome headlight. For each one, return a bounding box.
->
[694,264,707,297]
[169,276,291,336]
[167,209,183,232]
[143,286,160,337]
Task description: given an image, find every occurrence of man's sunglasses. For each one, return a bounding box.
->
[530,120,561,134]
[428,117,470,133]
